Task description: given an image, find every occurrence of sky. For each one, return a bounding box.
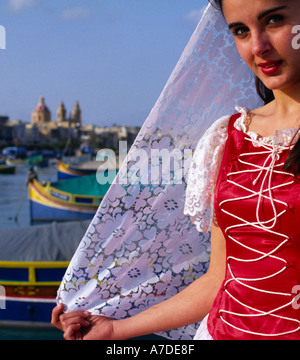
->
[0,0,209,127]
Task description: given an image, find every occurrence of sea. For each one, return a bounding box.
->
[0,163,57,230]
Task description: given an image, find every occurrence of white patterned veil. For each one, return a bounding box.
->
[57,3,262,339]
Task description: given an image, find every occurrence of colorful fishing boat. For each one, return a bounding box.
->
[0,220,89,327]
[57,159,97,180]
[28,173,111,222]
[0,260,68,326]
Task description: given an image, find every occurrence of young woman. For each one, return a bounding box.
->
[52,0,300,340]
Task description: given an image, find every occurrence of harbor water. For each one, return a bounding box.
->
[0,163,57,230]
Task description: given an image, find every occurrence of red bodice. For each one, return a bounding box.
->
[207,114,300,340]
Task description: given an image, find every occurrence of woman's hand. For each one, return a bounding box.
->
[51,303,115,340]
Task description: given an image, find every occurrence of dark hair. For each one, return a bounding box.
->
[209,0,223,12]
[209,0,299,176]
[255,77,275,105]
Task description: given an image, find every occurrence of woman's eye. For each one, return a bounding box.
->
[233,27,249,37]
[267,14,284,25]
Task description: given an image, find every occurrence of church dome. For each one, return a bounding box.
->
[34,96,50,113]
[32,96,51,123]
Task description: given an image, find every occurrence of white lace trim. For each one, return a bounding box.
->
[234,106,300,147]
[184,106,300,233]
[184,114,231,232]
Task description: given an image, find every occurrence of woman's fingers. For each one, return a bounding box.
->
[63,323,82,340]
[60,314,90,328]
[51,303,91,331]
[58,310,90,332]
[51,303,65,329]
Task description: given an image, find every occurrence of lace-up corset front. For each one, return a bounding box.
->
[207,113,300,340]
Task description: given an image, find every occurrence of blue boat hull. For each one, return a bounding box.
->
[0,260,70,327]
[57,171,78,180]
[30,199,95,222]
[57,160,97,180]
[0,297,56,326]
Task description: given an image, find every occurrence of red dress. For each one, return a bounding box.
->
[207,113,300,340]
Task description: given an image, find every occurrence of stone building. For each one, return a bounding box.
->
[56,101,67,124]
[32,97,51,124]
[71,101,81,125]
[56,100,82,127]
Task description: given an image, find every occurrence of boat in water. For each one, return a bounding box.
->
[57,154,118,181]
[57,159,97,180]
[0,160,16,175]
[28,172,111,223]
[0,220,89,327]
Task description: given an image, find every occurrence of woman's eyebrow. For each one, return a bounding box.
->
[228,21,244,30]
[228,5,288,30]
[257,5,288,20]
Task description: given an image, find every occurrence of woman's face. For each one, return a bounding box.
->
[222,0,300,92]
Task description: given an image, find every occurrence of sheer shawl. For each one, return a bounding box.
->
[57,4,262,340]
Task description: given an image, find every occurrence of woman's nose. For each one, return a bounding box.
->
[251,31,272,57]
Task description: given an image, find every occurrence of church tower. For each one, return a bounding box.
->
[32,96,51,124]
[71,101,82,125]
[56,101,67,124]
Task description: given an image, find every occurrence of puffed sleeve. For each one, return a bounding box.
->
[184,114,231,232]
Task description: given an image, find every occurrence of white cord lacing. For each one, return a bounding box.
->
[218,137,300,337]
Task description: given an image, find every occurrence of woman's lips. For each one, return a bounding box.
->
[258,60,283,75]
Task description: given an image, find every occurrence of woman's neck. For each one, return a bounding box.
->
[272,84,300,119]
[249,85,300,136]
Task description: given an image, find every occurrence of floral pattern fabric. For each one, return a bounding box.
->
[57,4,262,340]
